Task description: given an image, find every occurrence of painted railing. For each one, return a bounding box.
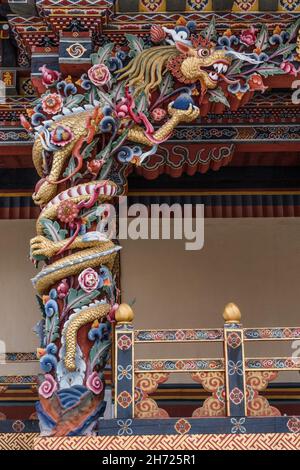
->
[114,302,300,419]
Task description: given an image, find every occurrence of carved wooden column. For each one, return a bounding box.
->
[114,304,135,419]
[223,303,247,417]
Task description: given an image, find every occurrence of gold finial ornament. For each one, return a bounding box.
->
[115,303,134,323]
[223,302,241,324]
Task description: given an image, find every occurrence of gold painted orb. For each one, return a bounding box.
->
[115,303,134,323]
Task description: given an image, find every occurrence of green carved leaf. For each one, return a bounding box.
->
[45,311,59,343]
[257,65,286,77]
[286,17,300,42]
[208,87,230,107]
[64,94,85,109]
[40,218,68,242]
[255,25,269,51]
[96,88,113,107]
[89,337,111,371]
[66,288,100,311]
[271,43,296,59]
[159,73,174,98]
[227,60,243,76]
[36,295,45,317]
[125,33,145,58]
[91,43,115,66]
[203,16,217,42]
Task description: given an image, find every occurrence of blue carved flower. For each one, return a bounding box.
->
[45,299,58,318]
[231,417,246,434]
[228,360,243,376]
[117,419,133,436]
[117,364,133,381]
[49,288,57,300]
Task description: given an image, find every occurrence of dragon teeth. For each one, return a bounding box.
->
[209,72,218,81]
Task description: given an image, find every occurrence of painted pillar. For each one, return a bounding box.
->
[223,303,247,417]
[114,304,135,419]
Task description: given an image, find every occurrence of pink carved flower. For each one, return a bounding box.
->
[88,64,111,87]
[57,200,79,224]
[115,98,129,119]
[240,26,257,46]
[39,65,61,87]
[151,107,167,122]
[41,93,63,115]
[50,125,74,147]
[86,372,103,395]
[39,374,57,399]
[57,279,69,299]
[280,61,298,77]
[78,267,99,293]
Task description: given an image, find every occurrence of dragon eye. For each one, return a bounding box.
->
[198,48,209,57]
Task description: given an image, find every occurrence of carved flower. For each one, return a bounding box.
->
[86,372,103,395]
[229,387,244,405]
[12,420,25,433]
[41,93,63,115]
[280,61,298,77]
[39,65,61,87]
[50,125,74,147]
[174,418,191,435]
[248,73,268,92]
[287,417,300,433]
[57,200,79,224]
[44,299,58,318]
[78,267,99,293]
[240,26,257,46]
[88,64,111,87]
[115,98,129,119]
[57,279,69,299]
[151,107,167,122]
[87,159,104,176]
[39,374,57,399]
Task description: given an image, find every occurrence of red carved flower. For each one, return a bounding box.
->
[227,332,242,349]
[117,334,132,351]
[39,65,61,87]
[151,107,167,122]
[57,200,79,224]
[239,26,257,46]
[248,73,268,93]
[287,417,300,433]
[229,387,244,405]
[174,418,191,435]
[87,159,104,176]
[117,391,132,409]
[12,420,25,433]
[41,93,63,115]
[57,279,69,299]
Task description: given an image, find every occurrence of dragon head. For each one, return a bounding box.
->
[168,42,231,90]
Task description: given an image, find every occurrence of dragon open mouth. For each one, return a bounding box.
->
[201,60,229,82]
